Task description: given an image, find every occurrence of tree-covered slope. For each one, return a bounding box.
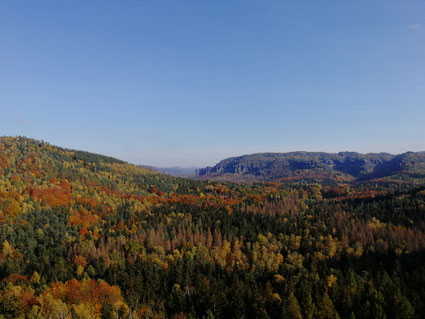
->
[0,136,207,217]
[197,151,425,182]
[1,136,425,318]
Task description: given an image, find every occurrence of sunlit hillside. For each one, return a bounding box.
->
[1,137,425,318]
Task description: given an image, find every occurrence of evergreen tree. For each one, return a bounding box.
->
[284,292,302,319]
[316,293,339,319]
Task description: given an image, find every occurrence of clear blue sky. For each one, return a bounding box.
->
[1,1,424,167]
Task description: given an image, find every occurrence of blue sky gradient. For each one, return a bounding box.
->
[1,1,425,166]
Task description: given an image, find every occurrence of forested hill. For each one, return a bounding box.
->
[2,136,425,318]
[197,151,425,182]
[0,136,202,202]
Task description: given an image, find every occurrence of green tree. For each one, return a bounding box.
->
[316,293,339,319]
[284,292,302,319]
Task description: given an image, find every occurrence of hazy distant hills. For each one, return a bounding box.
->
[196,151,425,183]
[142,165,198,177]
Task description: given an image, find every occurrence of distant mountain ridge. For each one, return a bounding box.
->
[142,166,198,177]
[196,151,425,182]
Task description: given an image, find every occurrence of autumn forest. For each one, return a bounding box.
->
[1,136,425,318]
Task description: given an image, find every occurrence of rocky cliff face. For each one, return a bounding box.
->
[197,152,425,182]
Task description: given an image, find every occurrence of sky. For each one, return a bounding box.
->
[1,1,425,167]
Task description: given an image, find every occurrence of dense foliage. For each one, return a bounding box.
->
[1,137,425,318]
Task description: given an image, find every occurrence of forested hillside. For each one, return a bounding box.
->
[197,152,425,183]
[1,137,425,318]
